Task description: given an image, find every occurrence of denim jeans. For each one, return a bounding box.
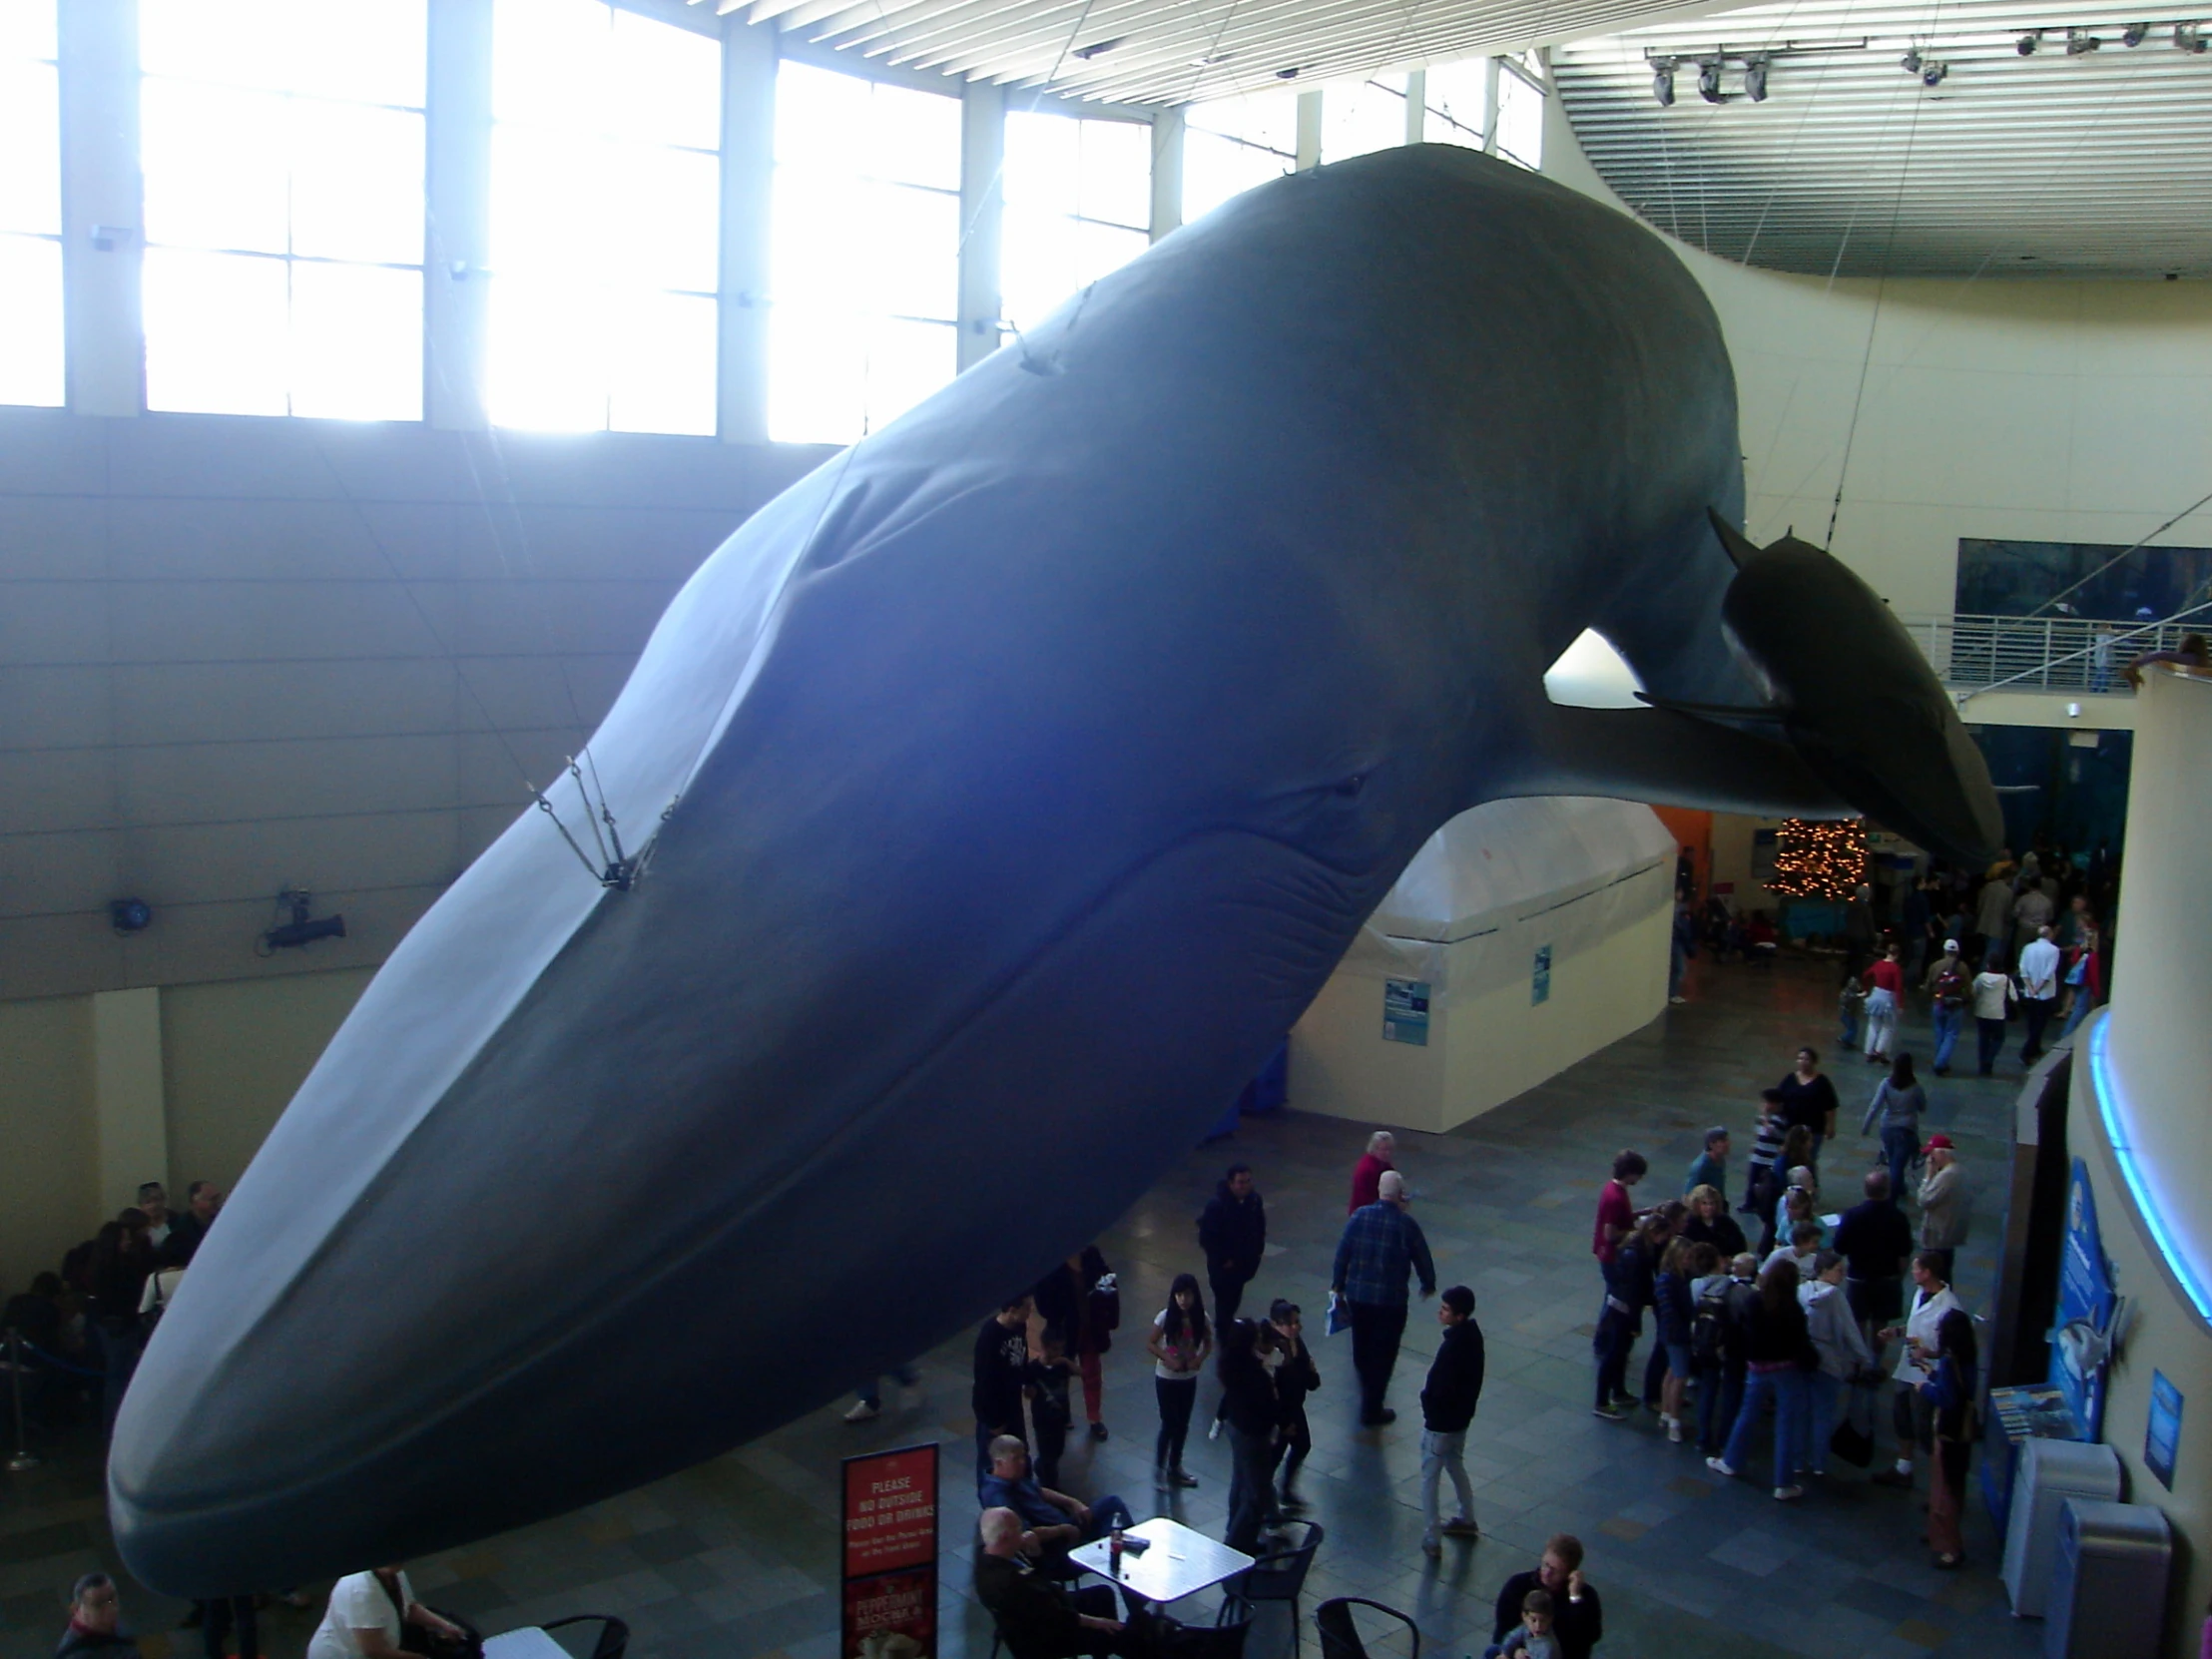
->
[1696,1359,1737,1453]
[1420,1428,1474,1545]
[2062,993,2096,1038]
[1723,1365,1809,1484]
[1931,1003,1962,1071]
[1976,1016,2007,1074]
[1803,1373,1844,1475]
[1880,1126,1920,1200]
[855,1364,921,1410]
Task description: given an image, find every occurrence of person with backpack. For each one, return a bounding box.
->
[1704,1254,1762,1458]
[1860,1054,1927,1202]
[1921,940,1969,1076]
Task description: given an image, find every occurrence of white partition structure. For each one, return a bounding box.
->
[1291,797,1674,1133]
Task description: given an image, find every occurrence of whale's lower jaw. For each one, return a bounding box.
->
[109,825,1385,1596]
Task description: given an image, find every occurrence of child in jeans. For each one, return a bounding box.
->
[1838,975,1865,1050]
[1493,1589,1558,1659]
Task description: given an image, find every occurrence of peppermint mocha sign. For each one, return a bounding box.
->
[841,1443,940,1659]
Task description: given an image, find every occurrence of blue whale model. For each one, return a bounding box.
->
[110,143,1998,1592]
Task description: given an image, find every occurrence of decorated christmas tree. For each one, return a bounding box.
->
[1770,818,1867,901]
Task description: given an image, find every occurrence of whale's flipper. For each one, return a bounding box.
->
[1713,514,2002,863]
[1500,704,1855,819]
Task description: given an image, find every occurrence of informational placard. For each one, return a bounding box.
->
[1531,945,1551,1005]
[1382,979,1429,1045]
[841,1443,938,1659]
[2146,1371,2182,1490]
[2047,1159,2117,1439]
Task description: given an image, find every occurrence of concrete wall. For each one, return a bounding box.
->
[1540,97,2212,618]
[1292,873,1671,1134]
[0,994,98,1296]
[0,405,829,1003]
[2065,671,2212,1656]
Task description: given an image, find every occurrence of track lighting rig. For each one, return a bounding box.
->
[1645,39,1863,104]
[1646,18,2209,104]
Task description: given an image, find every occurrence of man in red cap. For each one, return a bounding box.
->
[1916,1135,1969,1277]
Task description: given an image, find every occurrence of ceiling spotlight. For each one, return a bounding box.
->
[2066,27,2101,53]
[1901,46,1923,72]
[2016,30,2041,53]
[1275,65,1300,79]
[2178,22,2208,51]
[2121,21,2149,45]
[1651,56,1678,104]
[1072,36,1123,59]
[1697,57,1724,101]
[1744,53,1771,100]
[1921,58,1948,85]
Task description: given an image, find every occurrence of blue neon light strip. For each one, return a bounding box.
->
[2087,1013,2212,1327]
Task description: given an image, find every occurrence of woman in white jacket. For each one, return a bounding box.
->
[1798,1251,1874,1479]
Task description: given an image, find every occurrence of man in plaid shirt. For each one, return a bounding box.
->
[1331,1170,1436,1424]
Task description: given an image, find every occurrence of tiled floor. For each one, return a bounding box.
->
[1,954,2044,1659]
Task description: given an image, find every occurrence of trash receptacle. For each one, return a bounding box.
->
[2043,1497,2170,1659]
[2002,1438,2123,1617]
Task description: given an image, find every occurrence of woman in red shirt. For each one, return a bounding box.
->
[1861,942,1906,1063]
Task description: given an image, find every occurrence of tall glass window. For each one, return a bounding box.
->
[139,0,427,420]
[1000,110,1150,336]
[1496,56,1545,171]
[1422,59,1490,150]
[1181,90,1297,225]
[490,0,721,434]
[1320,75,1407,162]
[0,0,63,406]
[769,63,960,446]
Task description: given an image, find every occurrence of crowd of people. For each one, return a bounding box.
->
[951,1131,1619,1659]
[1,1179,226,1440]
[1590,1025,1987,1567]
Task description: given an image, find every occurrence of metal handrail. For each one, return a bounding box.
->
[1892,608,2211,698]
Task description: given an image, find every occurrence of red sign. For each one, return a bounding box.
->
[841,1443,939,1659]
[840,1567,936,1659]
[843,1444,939,1575]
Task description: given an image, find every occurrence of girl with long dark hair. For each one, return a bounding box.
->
[1921,1308,1979,1568]
[1146,1273,1211,1488]
[1709,1257,1812,1500]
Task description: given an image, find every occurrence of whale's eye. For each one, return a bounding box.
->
[1334,774,1367,799]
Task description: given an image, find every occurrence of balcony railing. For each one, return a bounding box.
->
[1895,612,2208,696]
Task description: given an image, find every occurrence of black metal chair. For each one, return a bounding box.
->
[1313,1598,1418,1659]
[541,1614,630,1659]
[1227,1521,1325,1656]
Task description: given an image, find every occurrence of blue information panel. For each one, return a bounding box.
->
[2146,1371,2182,1490]
[1382,979,1429,1046]
[2048,1159,2117,1439]
[1531,945,1552,1005]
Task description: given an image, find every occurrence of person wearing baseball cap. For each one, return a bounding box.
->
[1917,1136,1969,1279]
[1919,939,1969,1077]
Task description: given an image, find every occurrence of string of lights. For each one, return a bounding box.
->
[1769,818,1869,901]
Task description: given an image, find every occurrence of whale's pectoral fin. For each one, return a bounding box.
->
[1632,692,1787,723]
[1494,705,1856,820]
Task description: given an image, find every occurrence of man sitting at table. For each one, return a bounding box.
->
[976,1508,1155,1659]
[979,1435,1135,1569]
